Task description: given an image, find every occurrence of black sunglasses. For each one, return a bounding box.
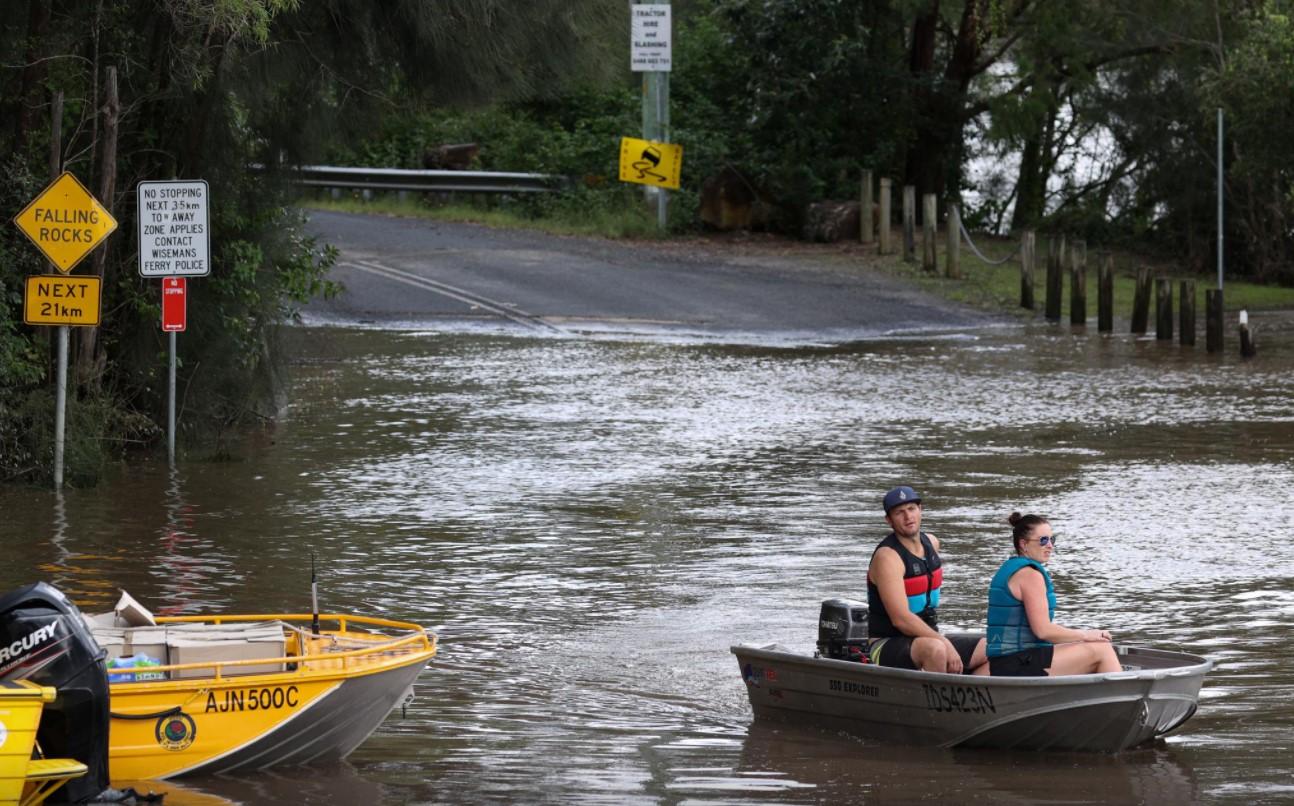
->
[1029,535,1056,547]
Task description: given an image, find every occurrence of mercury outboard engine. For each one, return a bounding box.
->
[0,582,110,803]
[816,598,869,662]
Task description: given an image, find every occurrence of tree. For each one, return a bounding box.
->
[0,0,624,483]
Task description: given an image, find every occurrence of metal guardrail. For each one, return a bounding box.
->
[281,164,563,194]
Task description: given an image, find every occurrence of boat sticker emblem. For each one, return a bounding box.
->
[742,663,761,687]
[156,711,197,751]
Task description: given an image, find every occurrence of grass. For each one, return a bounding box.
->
[301,191,667,240]
[875,231,1294,318]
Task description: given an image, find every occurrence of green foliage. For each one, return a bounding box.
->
[2,0,617,483]
[0,387,157,486]
[1200,1,1294,281]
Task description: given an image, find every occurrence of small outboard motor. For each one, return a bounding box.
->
[0,582,110,803]
[816,598,869,662]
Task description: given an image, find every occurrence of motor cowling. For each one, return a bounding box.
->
[816,598,869,662]
[0,582,110,803]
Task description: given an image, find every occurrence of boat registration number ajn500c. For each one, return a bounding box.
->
[922,683,996,714]
[204,685,300,713]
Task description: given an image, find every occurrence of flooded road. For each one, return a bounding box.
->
[3,315,1293,804]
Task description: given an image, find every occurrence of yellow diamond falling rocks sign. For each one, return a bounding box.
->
[13,171,118,273]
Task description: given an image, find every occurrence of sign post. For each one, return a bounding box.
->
[162,278,186,462]
[12,171,118,488]
[631,2,672,230]
[138,180,209,464]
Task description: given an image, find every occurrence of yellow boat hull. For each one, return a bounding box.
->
[105,615,435,780]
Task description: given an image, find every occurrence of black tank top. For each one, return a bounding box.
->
[866,532,942,637]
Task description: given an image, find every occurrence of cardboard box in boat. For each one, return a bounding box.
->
[94,627,169,668]
[165,623,286,680]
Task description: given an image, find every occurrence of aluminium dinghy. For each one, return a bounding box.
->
[732,598,1211,753]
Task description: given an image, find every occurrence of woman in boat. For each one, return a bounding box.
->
[985,513,1121,676]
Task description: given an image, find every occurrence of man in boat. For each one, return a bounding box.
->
[865,486,988,674]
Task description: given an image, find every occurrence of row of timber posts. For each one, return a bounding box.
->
[860,172,1247,356]
[864,172,1247,357]
[1019,229,1230,352]
[859,175,1238,353]
[859,171,961,280]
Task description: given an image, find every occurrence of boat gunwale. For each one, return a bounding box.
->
[730,643,1214,687]
[105,613,436,685]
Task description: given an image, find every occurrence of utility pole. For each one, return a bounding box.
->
[634,1,672,230]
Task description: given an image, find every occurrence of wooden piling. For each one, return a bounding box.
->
[1155,278,1173,340]
[902,185,916,262]
[1240,318,1256,357]
[1179,280,1196,346]
[946,203,961,279]
[1069,239,1087,326]
[1020,231,1035,310]
[922,193,937,271]
[879,178,892,255]
[1206,289,1224,352]
[1097,255,1113,332]
[1130,268,1151,334]
[860,170,874,244]
[1045,235,1064,321]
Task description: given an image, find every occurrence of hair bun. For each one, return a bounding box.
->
[1007,511,1023,526]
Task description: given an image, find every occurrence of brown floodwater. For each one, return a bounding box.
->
[2,314,1293,805]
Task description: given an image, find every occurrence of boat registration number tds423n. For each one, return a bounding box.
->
[733,598,1211,753]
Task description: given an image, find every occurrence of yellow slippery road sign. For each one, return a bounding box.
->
[24,275,102,326]
[13,172,118,273]
[619,137,682,190]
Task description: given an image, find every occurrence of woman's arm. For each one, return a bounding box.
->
[1013,568,1111,644]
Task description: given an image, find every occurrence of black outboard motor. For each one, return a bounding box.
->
[0,582,110,803]
[816,598,869,662]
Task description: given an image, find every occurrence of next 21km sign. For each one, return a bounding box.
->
[138,180,209,277]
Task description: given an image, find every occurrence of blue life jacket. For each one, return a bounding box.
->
[986,556,1055,658]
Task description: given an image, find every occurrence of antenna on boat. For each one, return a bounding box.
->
[311,552,320,635]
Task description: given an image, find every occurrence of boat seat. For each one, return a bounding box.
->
[23,757,89,781]
[20,758,89,806]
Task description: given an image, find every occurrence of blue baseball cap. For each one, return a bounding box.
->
[883,486,922,514]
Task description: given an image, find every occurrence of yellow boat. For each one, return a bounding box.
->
[0,680,88,806]
[103,612,436,780]
[1,583,436,789]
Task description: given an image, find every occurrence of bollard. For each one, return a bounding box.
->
[1206,289,1224,352]
[861,170,874,244]
[1239,309,1256,357]
[946,203,961,279]
[1179,280,1196,347]
[1098,255,1113,332]
[1070,239,1087,326]
[903,185,916,262]
[1155,278,1173,340]
[1020,231,1035,310]
[922,193,938,271]
[1045,235,1064,321]
[1131,268,1151,334]
[879,178,892,255]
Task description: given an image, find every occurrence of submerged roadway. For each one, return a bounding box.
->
[303,209,999,343]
